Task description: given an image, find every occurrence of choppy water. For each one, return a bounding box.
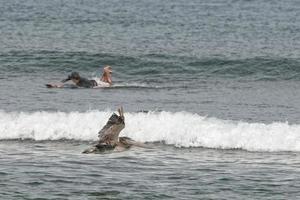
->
[1,0,300,199]
[1,140,300,199]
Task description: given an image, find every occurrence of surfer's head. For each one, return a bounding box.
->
[68,72,80,83]
[61,71,81,83]
[69,72,80,80]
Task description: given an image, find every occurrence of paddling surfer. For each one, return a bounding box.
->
[62,66,113,88]
[61,72,98,88]
[46,66,113,88]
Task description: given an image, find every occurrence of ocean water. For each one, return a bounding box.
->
[1,0,300,199]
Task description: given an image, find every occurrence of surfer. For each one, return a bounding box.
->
[46,66,113,88]
[61,72,98,88]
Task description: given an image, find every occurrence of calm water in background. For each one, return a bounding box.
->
[0,0,300,199]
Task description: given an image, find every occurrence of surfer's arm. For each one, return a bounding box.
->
[61,77,70,83]
[55,76,71,87]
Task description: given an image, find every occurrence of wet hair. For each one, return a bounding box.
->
[69,72,80,80]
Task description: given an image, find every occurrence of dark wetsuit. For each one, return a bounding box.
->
[75,77,97,88]
[62,72,97,88]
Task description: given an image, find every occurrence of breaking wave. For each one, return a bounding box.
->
[0,110,299,152]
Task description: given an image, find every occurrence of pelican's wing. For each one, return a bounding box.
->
[98,110,125,145]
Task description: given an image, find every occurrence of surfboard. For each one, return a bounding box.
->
[45,83,110,89]
[92,85,110,89]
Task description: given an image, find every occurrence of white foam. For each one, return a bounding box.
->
[90,77,160,88]
[0,110,299,152]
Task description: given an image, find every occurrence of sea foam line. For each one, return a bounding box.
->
[0,110,299,152]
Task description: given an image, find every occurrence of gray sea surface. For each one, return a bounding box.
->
[1,141,300,200]
[0,0,300,199]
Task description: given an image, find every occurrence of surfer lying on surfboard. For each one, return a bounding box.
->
[61,71,99,88]
[46,66,113,88]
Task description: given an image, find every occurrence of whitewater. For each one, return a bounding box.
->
[1,110,299,152]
